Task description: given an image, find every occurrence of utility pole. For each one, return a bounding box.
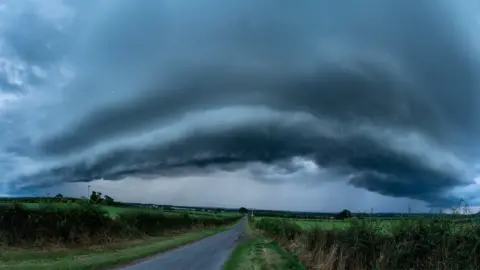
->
[88,185,91,198]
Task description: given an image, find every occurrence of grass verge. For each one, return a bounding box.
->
[0,226,230,270]
[223,219,303,270]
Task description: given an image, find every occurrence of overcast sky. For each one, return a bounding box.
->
[1,0,480,212]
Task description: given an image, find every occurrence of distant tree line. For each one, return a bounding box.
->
[245,209,460,220]
[0,192,128,207]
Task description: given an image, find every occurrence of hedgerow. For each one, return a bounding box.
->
[254,217,480,270]
[0,203,239,247]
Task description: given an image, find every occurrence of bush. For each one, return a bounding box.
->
[335,209,352,220]
[255,218,302,240]
[0,203,114,246]
[253,216,480,269]
[116,212,238,237]
[0,203,239,247]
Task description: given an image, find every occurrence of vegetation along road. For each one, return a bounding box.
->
[118,217,246,270]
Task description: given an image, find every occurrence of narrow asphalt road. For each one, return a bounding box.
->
[117,217,246,270]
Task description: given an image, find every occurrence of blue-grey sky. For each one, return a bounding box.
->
[1,0,480,212]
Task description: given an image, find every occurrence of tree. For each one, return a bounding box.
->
[104,195,115,205]
[335,209,352,220]
[89,191,103,204]
[239,207,249,215]
[55,193,63,199]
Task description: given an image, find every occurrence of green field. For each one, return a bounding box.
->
[0,202,164,218]
[292,217,480,234]
[293,219,351,230]
[0,202,240,219]
[294,218,437,234]
[253,215,480,269]
[0,199,242,269]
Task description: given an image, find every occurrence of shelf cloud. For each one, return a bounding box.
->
[1,1,480,208]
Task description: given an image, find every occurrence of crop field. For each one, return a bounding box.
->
[254,217,352,230]
[253,215,480,269]
[293,219,351,230]
[291,217,480,234]
[292,218,412,233]
[0,202,168,218]
[0,198,242,269]
[0,202,240,246]
[0,202,154,217]
[0,201,240,219]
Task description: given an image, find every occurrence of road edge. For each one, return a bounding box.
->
[223,218,304,270]
[109,224,236,270]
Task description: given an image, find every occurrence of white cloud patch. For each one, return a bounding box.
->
[0,92,18,109]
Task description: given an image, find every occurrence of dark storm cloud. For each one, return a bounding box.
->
[25,113,468,207]
[6,1,480,207]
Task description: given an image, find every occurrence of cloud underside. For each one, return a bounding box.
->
[22,102,467,207]
[2,1,480,208]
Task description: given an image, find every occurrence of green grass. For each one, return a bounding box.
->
[0,226,230,270]
[297,217,480,229]
[223,238,259,270]
[294,218,480,237]
[292,218,446,232]
[293,219,351,230]
[255,216,480,269]
[13,202,163,218]
[224,241,303,270]
[223,219,303,270]
[0,202,235,219]
[101,205,163,218]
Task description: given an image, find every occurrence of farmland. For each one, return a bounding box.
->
[4,194,480,270]
[0,196,242,269]
[292,219,351,230]
[249,211,480,270]
[291,216,480,235]
[0,202,238,219]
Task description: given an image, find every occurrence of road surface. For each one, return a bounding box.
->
[118,217,246,270]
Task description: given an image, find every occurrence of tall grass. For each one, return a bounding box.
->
[254,216,480,270]
[0,203,239,247]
